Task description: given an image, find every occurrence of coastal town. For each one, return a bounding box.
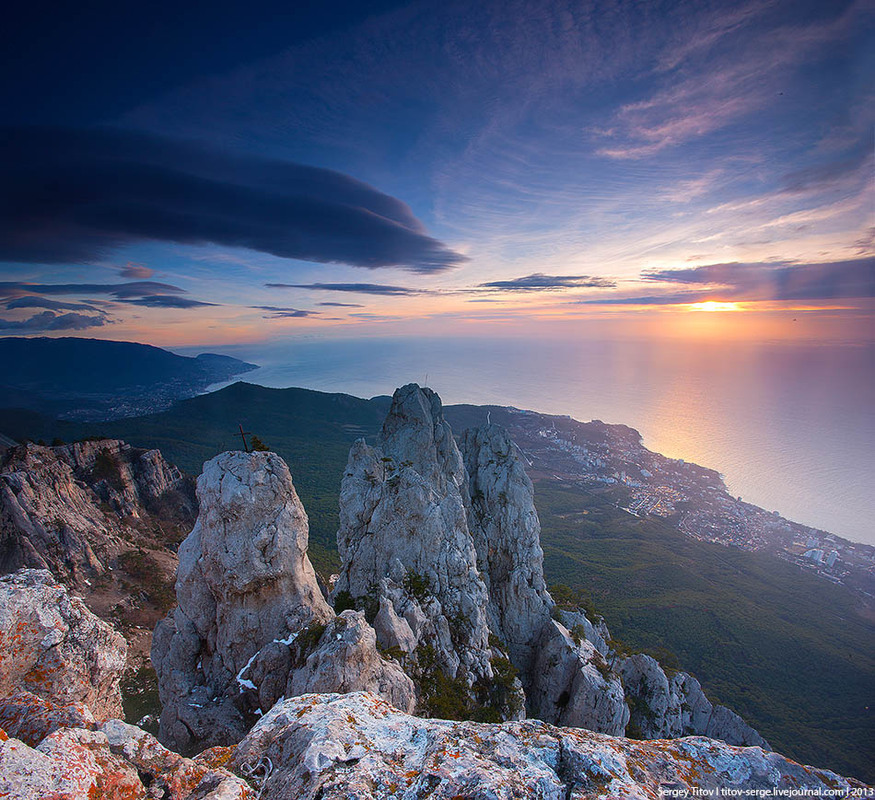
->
[483,406,875,600]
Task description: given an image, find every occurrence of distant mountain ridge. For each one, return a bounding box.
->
[0,337,257,420]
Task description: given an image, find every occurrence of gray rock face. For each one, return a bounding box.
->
[153,451,334,752]
[461,424,554,679]
[230,692,864,800]
[0,569,126,720]
[527,620,629,735]
[619,653,769,748]
[335,385,493,691]
[55,439,189,518]
[0,439,194,586]
[556,608,610,656]
[286,611,416,713]
[154,450,418,753]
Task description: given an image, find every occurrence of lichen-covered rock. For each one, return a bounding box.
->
[0,569,126,719]
[461,423,554,679]
[230,691,866,800]
[527,621,629,735]
[0,690,95,746]
[0,715,255,800]
[100,718,256,799]
[334,385,494,695]
[153,450,333,753]
[620,653,769,748]
[0,726,143,800]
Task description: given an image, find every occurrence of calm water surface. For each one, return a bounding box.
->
[193,336,875,545]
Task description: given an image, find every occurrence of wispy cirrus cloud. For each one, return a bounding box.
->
[0,280,218,323]
[252,305,320,318]
[577,257,875,306]
[266,282,427,296]
[0,280,186,299]
[117,295,217,308]
[317,301,364,307]
[643,258,875,301]
[594,1,866,160]
[477,273,616,291]
[0,127,465,273]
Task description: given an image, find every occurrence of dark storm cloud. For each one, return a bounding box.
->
[266,282,425,296]
[0,127,466,273]
[477,273,616,291]
[0,311,111,331]
[117,295,217,308]
[642,258,875,301]
[3,296,103,312]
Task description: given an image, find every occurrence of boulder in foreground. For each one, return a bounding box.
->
[0,569,126,719]
[231,691,864,799]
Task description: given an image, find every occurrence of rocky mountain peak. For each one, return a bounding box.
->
[333,384,768,747]
[461,423,554,678]
[335,384,497,706]
[153,450,412,753]
[378,382,466,492]
[149,384,769,755]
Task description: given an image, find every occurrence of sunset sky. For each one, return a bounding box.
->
[1,0,872,346]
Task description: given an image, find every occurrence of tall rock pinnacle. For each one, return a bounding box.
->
[152,451,334,752]
[461,423,554,679]
[335,384,502,710]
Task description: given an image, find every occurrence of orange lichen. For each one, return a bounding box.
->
[194,745,236,770]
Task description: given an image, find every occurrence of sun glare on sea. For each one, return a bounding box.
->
[687,301,742,312]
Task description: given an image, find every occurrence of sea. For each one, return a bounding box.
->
[191,336,875,546]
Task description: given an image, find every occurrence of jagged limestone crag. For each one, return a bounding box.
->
[0,439,194,586]
[153,450,412,753]
[283,610,415,712]
[152,450,334,751]
[619,653,767,746]
[0,569,127,720]
[335,383,767,746]
[334,385,501,709]
[150,383,767,752]
[527,620,629,735]
[230,691,864,800]
[461,424,554,680]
